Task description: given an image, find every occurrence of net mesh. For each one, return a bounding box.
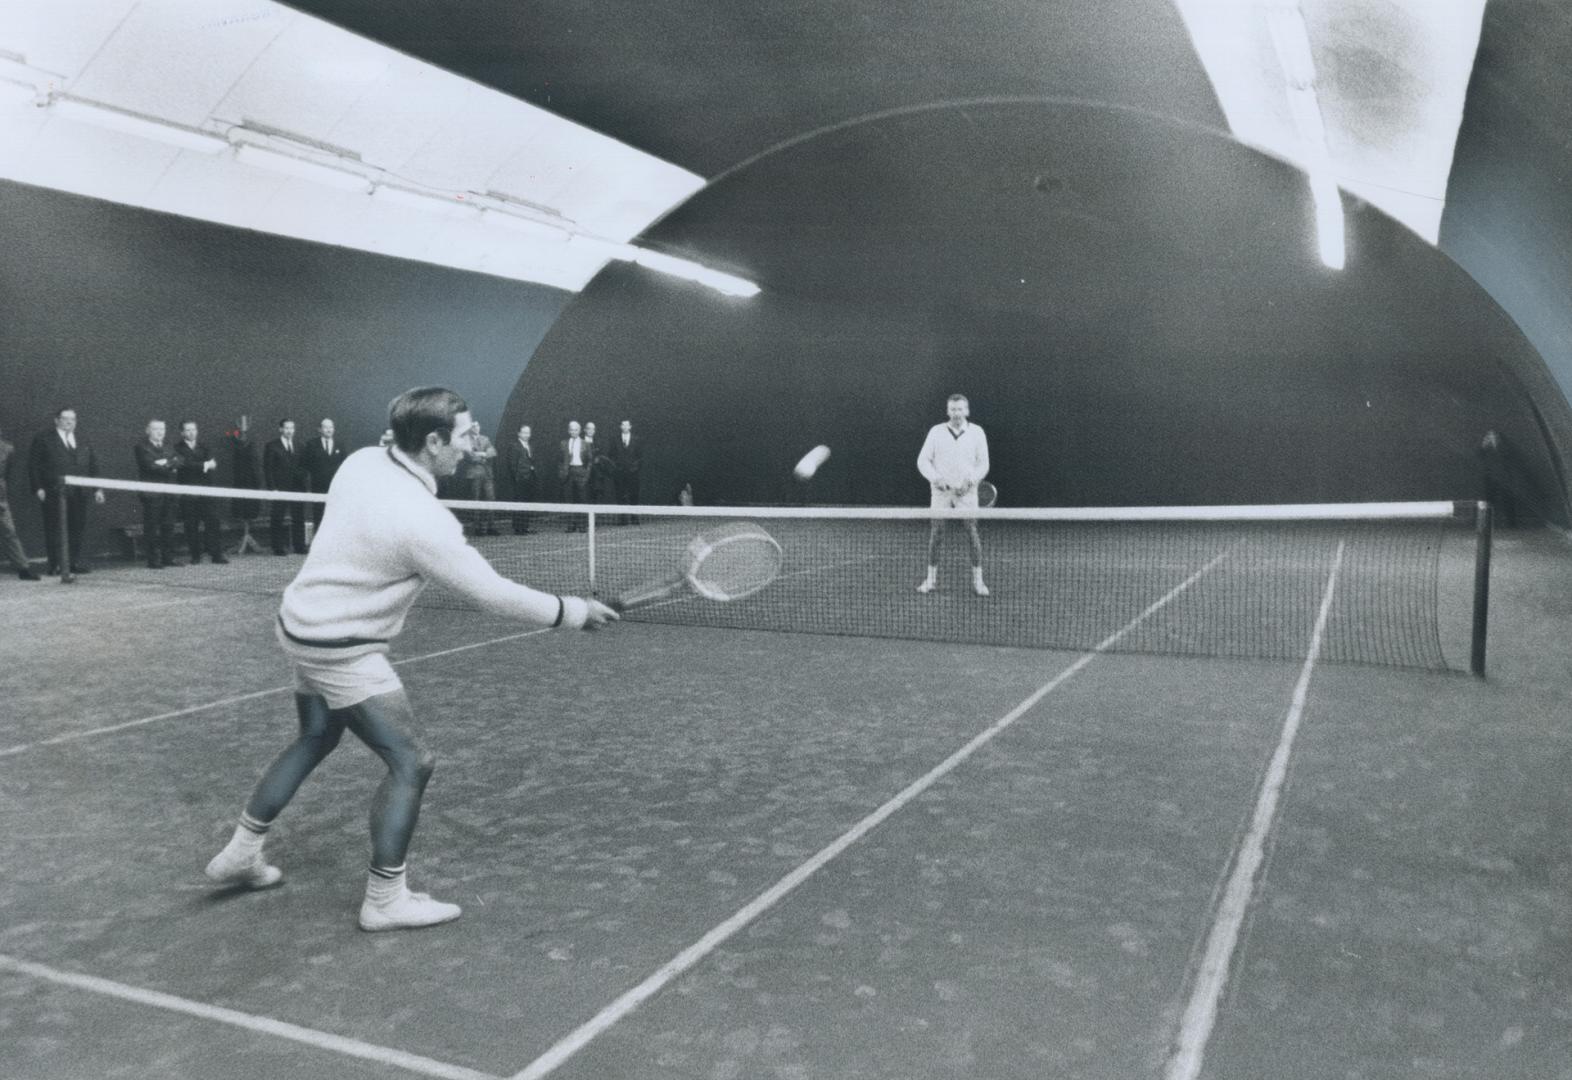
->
[67,478,1480,672]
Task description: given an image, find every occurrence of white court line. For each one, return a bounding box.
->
[508,549,1234,1080]
[22,590,236,625]
[0,953,499,1080]
[0,628,550,758]
[1161,541,1345,1080]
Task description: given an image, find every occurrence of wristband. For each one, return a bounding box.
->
[552,595,565,628]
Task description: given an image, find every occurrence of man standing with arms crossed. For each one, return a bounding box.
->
[916,393,990,597]
[205,388,617,931]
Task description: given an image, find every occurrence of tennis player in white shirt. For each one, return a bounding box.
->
[205,387,616,931]
[915,393,990,596]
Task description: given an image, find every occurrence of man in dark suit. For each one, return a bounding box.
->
[28,407,104,574]
[609,418,644,525]
[300,417,346,531]
[0,423,42,579]
[172,420,229,564]
[502,423,536,534]
[263,418,308,555]
[133,418,179,567]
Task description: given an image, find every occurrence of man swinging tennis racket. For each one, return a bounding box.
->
[204,387,617,931]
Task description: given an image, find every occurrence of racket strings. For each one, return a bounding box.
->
[687,525,783,601]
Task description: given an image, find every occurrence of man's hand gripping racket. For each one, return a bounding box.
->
[610,522,784,613]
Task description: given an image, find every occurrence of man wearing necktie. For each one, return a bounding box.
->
[301,418,347,532]
[609,418,644,525]
[133,418,180,567]
[503,424,536,534]
[558,420,590,531]
[263,418,308,555]
[28,407,104,575]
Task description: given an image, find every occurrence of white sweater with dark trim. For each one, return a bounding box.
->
[279,446,573,644]
[917,422,989,490]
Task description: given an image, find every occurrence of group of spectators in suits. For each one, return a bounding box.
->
[556,419,644,530]
[132,414,348,568]
[443,418,644,535]
[259,418,346,557]
[0,408,355,578]
[0,408,646,578]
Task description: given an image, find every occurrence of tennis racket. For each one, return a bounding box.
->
[976,480,997,508]
[611,521,784,612]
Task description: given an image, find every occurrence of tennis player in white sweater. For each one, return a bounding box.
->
[916,393,990,596]
[205,387,616,931]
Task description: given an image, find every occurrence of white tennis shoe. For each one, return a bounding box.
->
[204,848,283,889]
[359,890,462,932]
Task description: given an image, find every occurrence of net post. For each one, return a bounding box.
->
[58,483,74,584]
[587,510,597,594]
[1471,500,1492,678]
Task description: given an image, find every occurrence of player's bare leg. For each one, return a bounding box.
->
[964,520,988,596]
[346,690,460,931]
[919,519,943,592]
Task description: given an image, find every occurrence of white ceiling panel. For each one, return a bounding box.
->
[5,0,135,82]
[69,0,287,126]
[12,113,178,202]
[323,56,479,176]
[215,13,393,140]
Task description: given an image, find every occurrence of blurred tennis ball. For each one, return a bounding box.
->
[793,445,831,481]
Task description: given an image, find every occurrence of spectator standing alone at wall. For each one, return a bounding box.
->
[1478,429,1519,527]
[29,407,104,575]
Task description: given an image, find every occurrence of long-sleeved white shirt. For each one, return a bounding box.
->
[279,446,571,645]
[916,422,989,490]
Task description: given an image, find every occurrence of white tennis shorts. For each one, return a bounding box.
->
[930,486,980,510]
[275,622,402,710]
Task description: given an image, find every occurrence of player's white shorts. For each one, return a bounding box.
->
[276,621,403,710]
[930,486,980,510]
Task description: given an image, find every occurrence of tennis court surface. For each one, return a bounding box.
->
[2,503,1569,1079]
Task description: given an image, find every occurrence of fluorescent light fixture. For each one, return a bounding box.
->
[49,96,228,154]
[371,183,480,219]
[1310,173,1345,270]
[1265,4,1318,90]
[630,248,761,297]
[233,141,372,192]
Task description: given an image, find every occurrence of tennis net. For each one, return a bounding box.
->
[63,477,1491,673]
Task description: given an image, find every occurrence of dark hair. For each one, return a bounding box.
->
[277,418,293,429]
[54,407,76,419]
[947,393,968,404]
[389,387,469,455]
[179,419,197,429]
